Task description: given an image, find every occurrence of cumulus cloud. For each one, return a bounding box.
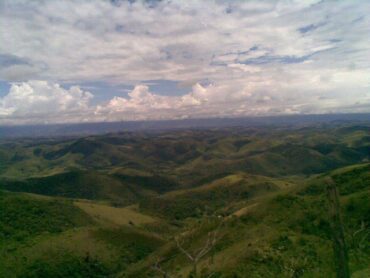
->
[96,80,370,122]
[95,84,203,121]
[0,81,93,124]
[0,0,369,124]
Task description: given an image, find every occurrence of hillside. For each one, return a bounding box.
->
[127,163,370,277]
[0,123,369,277]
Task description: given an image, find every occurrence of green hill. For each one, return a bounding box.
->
[127,163,370,277]
[0,123,369,277]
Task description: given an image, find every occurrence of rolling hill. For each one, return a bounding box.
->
[0,122,369,277]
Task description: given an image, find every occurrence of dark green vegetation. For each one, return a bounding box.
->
[0,122,369,277]
[0,192,92,242]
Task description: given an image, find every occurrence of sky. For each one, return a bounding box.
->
[0,0,369,125]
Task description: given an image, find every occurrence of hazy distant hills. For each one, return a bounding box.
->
[1,113,369,138]
[1,122,369,184]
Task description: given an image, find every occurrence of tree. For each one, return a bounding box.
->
[152,257,172,278]
[150,216,223,278]
[174,217,223,278]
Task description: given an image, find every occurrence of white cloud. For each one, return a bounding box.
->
[95,84,204,121]
[0,81,93,124]
[1,77,369,124]
[0,0,369,124]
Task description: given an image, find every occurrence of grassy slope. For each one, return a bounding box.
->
[126,163,370,277]
[74,201,156,227]
[139,173,295,220]
[0,170,165,206]
[0,191,94,276]
[1,164,369,277]
[0,191,165,277]
[0,191,93,244]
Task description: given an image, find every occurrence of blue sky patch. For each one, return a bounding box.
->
[298,22,326,34]
[242,54,310,65]
[62,81,133,104]
[0,81,11,97]
[143,80,190,96]
[0,54,29,67]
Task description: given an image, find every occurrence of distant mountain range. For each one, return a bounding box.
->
[1,113,369,138]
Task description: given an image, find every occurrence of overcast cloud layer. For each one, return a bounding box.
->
[1,0,369,124]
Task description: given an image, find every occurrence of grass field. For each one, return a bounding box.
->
[74,201,156,227]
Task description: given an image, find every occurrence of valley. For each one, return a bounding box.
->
[0,122,369,277]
